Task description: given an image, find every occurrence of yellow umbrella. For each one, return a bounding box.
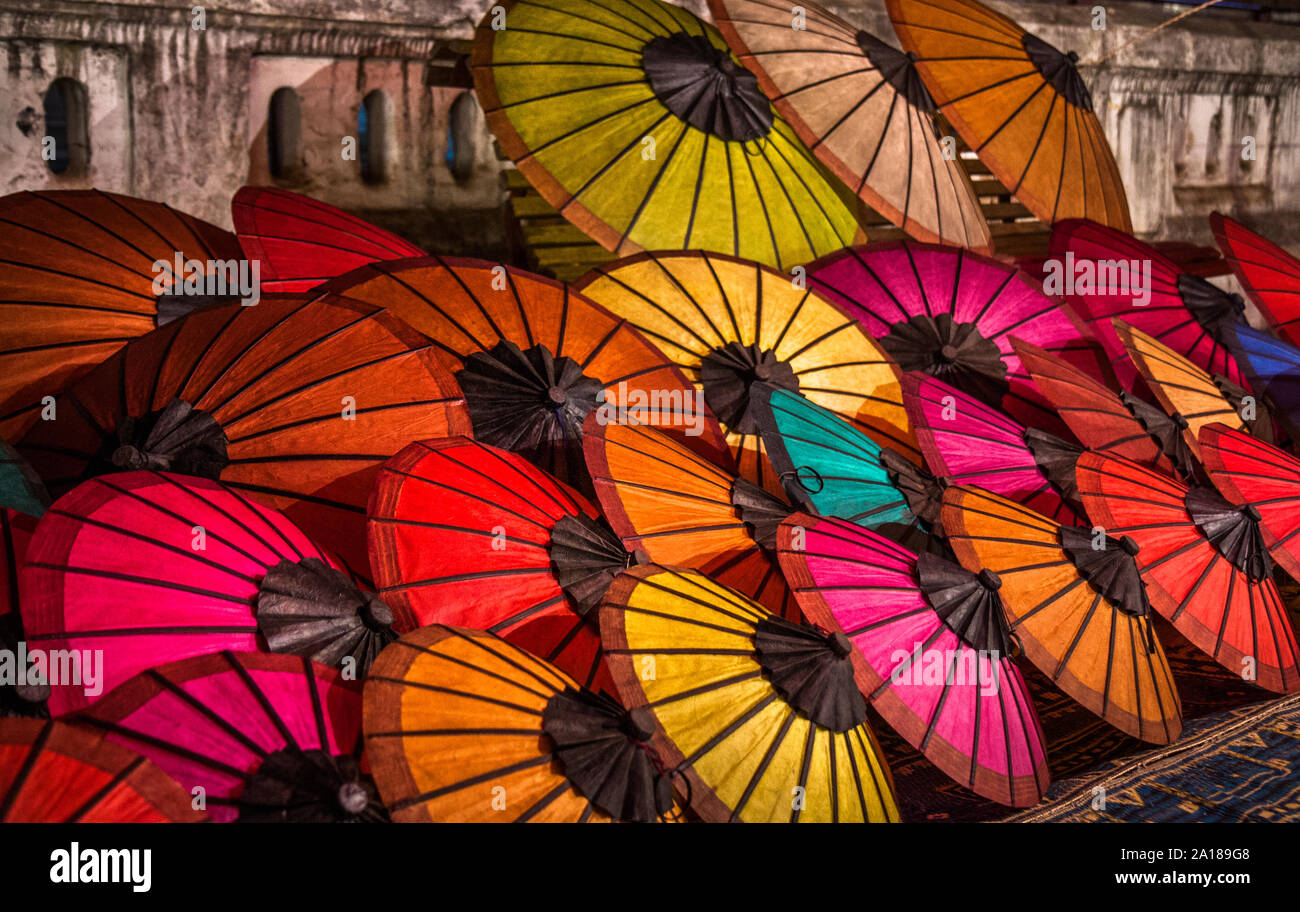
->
[471,0,865,271]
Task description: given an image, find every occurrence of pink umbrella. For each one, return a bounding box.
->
[79,651,382,822]
[805,241,1104,436]
[776,513,1048,807]
[19,471,383,715]
[232,186,425,293]
[1048,219,1247,390]
[903,372,1086,527]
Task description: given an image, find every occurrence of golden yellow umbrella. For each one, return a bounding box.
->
[471,0,865,271]
[574,250,918,491]
[600,564,899,822]
[709,0,992,253]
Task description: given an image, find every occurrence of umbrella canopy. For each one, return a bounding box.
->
[941,484,1182,743]
[775,513,1048,806]
[367,436,617,693]
[1217,322,1300,443]
[1075,450,1300,695]
[1050,220,1247,390]
[708,0,991,253]
[232,186,426,293]
[1,509,46,718]
[80,651,381,822]
[0,189,243,439]
[886,0,1132,231]
[0,438,49,517]
[471,0,864,272]
[1211,212,1300,348]
[574,249,919,490]
[806,240,1103,435]
[18,471,390,715]
[1201,423,1300,584]
[600,564,899,822]
[583,411,796,618]
[15,296,471,577]
[314,256,730,496]
[364,624,680,822]
[1011,336,1178,476]
[748,384,945,554]
[0,718,204,822]
[1114,320,1255,465]
[903,372,1085,526]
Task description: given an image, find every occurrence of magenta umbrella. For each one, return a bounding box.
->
[1049,219,1247,390]
[79,651,383,822]
[19,471,389,715]
[805,241,1104,436]
[776,512,1049,807]
[903,372,1086,527]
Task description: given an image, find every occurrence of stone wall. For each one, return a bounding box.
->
[1,0,1298,257]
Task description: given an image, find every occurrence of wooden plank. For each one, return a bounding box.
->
[522,222,603,248]
[511,195,564,219]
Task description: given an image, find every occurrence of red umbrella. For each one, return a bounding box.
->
[80,651,381,822]
[1075,450,1300,694]
[1211,211,1300,348]
[232,186,426,293]
[368,436,618,693]
[1200,423,1300,584]
[0,718,205,822]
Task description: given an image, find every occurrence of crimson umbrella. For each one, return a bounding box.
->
[1049,219,1247,390]
[367,436,619,693]
[1075,450,1300,694]
[776,513,1049,806]
[80,651,382,822]
[806,240,1104,435]
[19,471,389,715]
[15,295,471,577]
[0,718,205,822]
[232,186,425,293]
[903,372,1085,525]
[1211,211,1300,348]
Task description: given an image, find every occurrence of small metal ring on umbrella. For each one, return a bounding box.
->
[1007,632,1025,659]
[782,465,824,494]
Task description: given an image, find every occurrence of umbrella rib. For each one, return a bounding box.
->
[486,595,568,635]
[854,725,895,821]
[388,753,555,812]
[682,133,709,250]
[189,296,316,409]
[841,731,870,821]
[1055,589,1104,681]
[682,691,780,766]
[736,144,784,268]
[733,706,796,821]
[975,79,1048,157]
[616,121,690,254]
[789,720,818,824]
[515,779,579,823]
[301,654,332,751]
[65,755,148,824]
[1050,104,1071,223]
[857,90,899,194]
[811,72,890,150]
[0,719,52,820]
[77,715,252,781]
[228,653,299,748]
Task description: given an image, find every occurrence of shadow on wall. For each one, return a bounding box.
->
[244,55,508,260]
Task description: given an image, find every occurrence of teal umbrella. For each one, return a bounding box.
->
[749,385,946,554]
[0,440,48,517]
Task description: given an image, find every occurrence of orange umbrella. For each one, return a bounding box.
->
[709,0,991,253]
[887,0,1132,231]
[316,256,730,495]
[0,190,242,439]
[16,297,471,578]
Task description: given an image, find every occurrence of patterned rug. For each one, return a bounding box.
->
[885,614,1296,822]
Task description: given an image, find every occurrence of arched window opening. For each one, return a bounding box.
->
[445,91,480,183]
[359,90,391,184]
[267,87,302,180]
[43,78,90,176]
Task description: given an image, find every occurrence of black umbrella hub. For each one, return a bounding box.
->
[642,33,774,143]
[1178,273,1245,342]
[881,314,1009,408]
[1058,525,1152,620]
[541,688,675,823]
[730,476,794,551]
[456,340,605,488]
[753,616,867,732]
[1211,372,1276,444]
[701,343,799,434]
[1118,390,1201,481]
[915,552,1015,656]
[549,513,645,620]
[854,31,936,114]
[1022,426,1084,507]
[1185,486,1274,582]
[98,397,229,481]
[237,749,388,823]
[1022,33,1094,112]
[879,446,948,529]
